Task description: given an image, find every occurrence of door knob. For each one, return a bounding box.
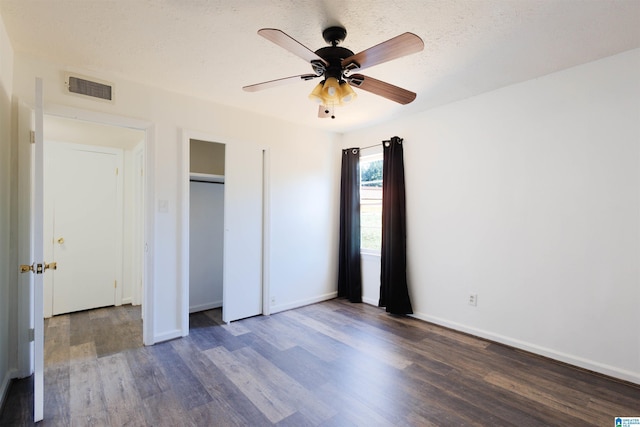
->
[57,237,64,244]
[20,263,34,273]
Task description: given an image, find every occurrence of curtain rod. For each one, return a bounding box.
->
[359,136,403,151]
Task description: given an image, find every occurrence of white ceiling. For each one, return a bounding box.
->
[1,0,639,133]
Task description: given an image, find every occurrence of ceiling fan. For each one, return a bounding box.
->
[242,26,424,119]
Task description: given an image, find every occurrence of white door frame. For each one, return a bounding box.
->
[261,148,271,317]
[178,129,271,334]
[132,142,145,307]
[41,104,156,345]
[34,79,45,422]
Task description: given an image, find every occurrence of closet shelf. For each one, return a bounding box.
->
[190,172,224,183]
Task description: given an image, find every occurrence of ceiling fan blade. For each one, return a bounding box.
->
[342,32,424,72]
[243,74,319,92]
[348,74,416,104]
[258,28,328,66]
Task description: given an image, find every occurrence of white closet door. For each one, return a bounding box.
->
[222,144,263,323]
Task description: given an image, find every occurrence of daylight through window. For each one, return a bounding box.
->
[360,153,383,253]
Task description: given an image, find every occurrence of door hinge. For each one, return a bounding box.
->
[114,280,117,288]
[115,167,119,175]
[28,328,35,342]
[30,131,35,144]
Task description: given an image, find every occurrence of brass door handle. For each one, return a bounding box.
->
[19,262,56,274]
[57,237,64,244]
[20,264,34,273]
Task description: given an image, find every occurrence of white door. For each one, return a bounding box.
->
[45,143,122,315]
[222,145,264,323]
[15,78,46,423]
[17,79,46,422]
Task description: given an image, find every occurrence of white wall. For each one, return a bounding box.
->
[268,126,341,311]
[12,52,341,343]
[343,49,640,383]
[0,12,14,405]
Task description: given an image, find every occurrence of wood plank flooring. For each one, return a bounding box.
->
[1,299,639,426]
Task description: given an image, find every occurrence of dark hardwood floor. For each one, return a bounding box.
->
[1,299,638,426]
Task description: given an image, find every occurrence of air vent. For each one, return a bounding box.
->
[66,74,114,102]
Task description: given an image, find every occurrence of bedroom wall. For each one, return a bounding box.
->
[343,49,640,383]
[0,11,14,405]
[12,52,340,343]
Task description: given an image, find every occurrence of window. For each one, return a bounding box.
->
[360,153,383,253]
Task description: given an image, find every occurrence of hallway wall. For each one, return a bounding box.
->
[0,12,14,404]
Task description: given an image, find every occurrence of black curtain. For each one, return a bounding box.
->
[338,148,362,303]
[379,137,413,315]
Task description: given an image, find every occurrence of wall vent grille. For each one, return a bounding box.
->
[66,75,114,101]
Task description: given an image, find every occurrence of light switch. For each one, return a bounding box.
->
[158,200,169,213]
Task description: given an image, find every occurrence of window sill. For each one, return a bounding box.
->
[361,251,381,260]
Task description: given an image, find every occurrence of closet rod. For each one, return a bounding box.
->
[190,179,224,184]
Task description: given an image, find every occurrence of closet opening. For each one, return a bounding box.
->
[188,139,225,316]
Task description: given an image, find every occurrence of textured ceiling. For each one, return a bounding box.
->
[1,0,639,133]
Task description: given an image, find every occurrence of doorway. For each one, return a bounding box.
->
[17,87,155,421]
[188,139,225,314]
[43,115,146,320]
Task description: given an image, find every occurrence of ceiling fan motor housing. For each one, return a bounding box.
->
[315,45,354,80]
[322,26,347,45]
[313,26,355,80]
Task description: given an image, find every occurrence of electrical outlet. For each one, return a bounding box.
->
[468,293,478,307]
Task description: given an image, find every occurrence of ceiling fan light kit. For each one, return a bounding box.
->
[308,81,325,104]
[243,25,424,119]
[322,77,341,101]
[339,81,357,104]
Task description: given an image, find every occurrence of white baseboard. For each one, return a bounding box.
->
[0,369,17,411]
[189,301,222,313]
[359,300,640,385]
[362,296,378,306]
[121,297,132,305]
[153,328,182,344]
[270,291,338,314]
[410,311,640,385]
